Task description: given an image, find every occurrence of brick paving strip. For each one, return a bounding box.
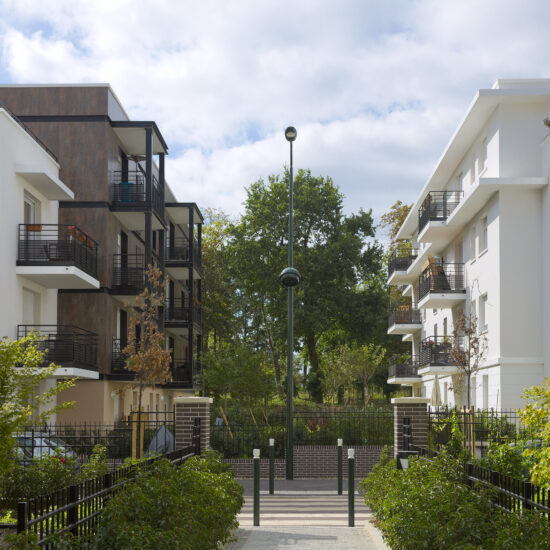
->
[224,480,390,550]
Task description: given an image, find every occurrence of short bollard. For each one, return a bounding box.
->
[269,438,275,495]
[348,448,355,527]
[337,438,343,495]
[253,449,260,526]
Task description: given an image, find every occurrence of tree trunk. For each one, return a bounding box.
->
[305,332,323,403]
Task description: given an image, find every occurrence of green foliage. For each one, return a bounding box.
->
[475,442,525,479]
[361,450,550,549]
[0,334,76,484]
[80,445,109,481]
[519,378,550,486]
[2,450,78,500]
[93,454,243,550]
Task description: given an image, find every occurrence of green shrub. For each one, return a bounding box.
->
[93,454,243,550]
[360,450,550,550]
[80,445,109,481]
[2,450,78,499]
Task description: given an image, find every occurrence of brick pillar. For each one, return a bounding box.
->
[174,396,212,454]
[392,397,430,457]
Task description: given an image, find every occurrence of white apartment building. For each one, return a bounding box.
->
[0,107,100,416]
[387,79,550,411]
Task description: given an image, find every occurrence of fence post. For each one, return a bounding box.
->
[523,480,533,511]
[193,417,201,456]
[104,472,112,506]
[16,501,27,534]
[131,409,137,459]
[269,438,275,495]
[348,449,355,527]
[68,485,78,536]
[253,449,260,526]
[337,438,343,495]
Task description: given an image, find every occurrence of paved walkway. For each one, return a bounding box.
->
[225,479,389,550]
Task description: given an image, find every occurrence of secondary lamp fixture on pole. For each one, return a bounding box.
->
[279,125,301,480]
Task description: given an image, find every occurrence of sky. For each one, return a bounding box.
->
[1,0,550,230]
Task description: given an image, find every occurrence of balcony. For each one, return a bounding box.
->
[418,191,463,246]
[111,254,145,302]
[388,304,422,336]
[418,262,465,309]
[17,325,98,376]
[16,224,100,289]
[387,247,418,285]
[110,170,164,229]
[418,336,460,376]
[162,360,200,390]
[164,300,202,336]
[165,238,202,280]
[387,356,421,385]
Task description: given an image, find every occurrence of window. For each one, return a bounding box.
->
[470,154,476,184]
[479,294,488,332]
[434,324,438,339]
[443,317,448,337]
[480,216,488,253]
[471,300,476,326]
[470,225,477,260]
[471,376,477,407]
[24,191,40,224]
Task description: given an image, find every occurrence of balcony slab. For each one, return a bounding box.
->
[388,323,422,335]
[16,265,100,289]
[418,292,466,309]
[418,365,459,376]
[387,376,422,385]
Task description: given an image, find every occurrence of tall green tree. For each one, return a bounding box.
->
[230,169,385,402]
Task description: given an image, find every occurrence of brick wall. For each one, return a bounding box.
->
[223,445,389,478]
[174,396,212,453]
[392,398,430,456]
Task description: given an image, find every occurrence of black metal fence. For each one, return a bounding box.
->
[388,356,420,379]
[17,224,98,278]
[419,335,461,367]
[16,441,198,547]
[418,262,465,300]
[428,407,527,453]
[111,170,164,220]
[211,410,394,459]
[19,411,176,464]
[412,445,550,519]
[111,253,145,292]
[17,325,98,371]
[418,190,463,232]
[388,304,421,327]
[387,247,418,276]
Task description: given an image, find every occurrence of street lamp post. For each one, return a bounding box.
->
[279,126,301,480]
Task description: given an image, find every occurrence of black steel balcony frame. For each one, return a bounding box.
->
[17,224,98,279]
[165,299,202,331]
[388,247,418,277]
[110,170,164,221]
[111,253,145,294]
[17,325,98,371]
[388,304,422,327]
[418,191,464,233]
[165,237,202,272]
[418,262,465,301]
[388,356,421,379]
[420,336,463,367]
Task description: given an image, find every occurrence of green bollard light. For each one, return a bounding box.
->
[337,438,343,495]
[253,449,260,526]
[269,438,275,495]
[348,448,355,527]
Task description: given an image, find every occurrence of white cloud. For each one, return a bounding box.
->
[1,0,550,222]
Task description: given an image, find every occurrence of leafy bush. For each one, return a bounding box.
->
[360,450,550,549]
[80,445,109,480]
[93,453,243,549]
[2,450,78,500]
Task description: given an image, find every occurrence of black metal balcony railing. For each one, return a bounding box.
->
[112,254,145,292]
[17,224,98,278]
[170,360,193,385]
[388,247,418,277]
[111,170,164,220]
[388,304,421,326]
[420,336,463,367]
[17,325,98,371]
[111,338,127,374]
[165,300,202,327]
[418,191,464,233]
[388,356,421,379]
[165,238,202,269]
[418,262,465,301]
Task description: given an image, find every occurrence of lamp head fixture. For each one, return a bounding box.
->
[279,266,301,287]
[285,126,297,142]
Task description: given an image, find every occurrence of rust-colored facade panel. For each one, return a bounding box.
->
[0,86,108,116]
